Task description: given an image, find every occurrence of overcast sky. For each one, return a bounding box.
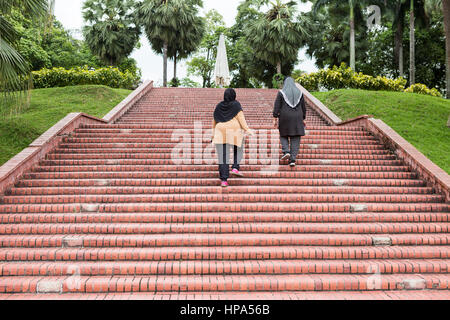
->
[54,0,317,86]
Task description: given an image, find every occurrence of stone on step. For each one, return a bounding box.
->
[333,179,349,186]
[37,280,62,294]
[320,159,332,165]
[372,237,392,246]
[81,204,99,213]
[308,144,319,150]
[96,180,111,186]
[350,204,368,212]
[400,279,426,290]
[62,236,83,248]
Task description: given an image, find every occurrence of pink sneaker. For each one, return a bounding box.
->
[231,169,244,177]
[221,181,229,188]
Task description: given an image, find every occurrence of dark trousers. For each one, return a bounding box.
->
[280,136,301,162]
[215,144,244,181]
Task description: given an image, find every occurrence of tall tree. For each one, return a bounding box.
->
[245,0,307,75]
[82,0,140,67]
[304,1,371,70]
[441,0,450,98]
[426,0,450,98]
[313,0,360,70]
[0,0,48,107]
[139,0,204,87]
[410,0,416,84]
[383,0,427,83]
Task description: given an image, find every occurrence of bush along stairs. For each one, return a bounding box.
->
[0,88,448,300]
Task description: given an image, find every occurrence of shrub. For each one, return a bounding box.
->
[296,63,441,97]
[32,66,141,90]
[272,73,285,89]
[404,83,443,97]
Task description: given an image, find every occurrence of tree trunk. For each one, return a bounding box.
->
[395,21,404,77]
[163,41,168,87]
[173,54,177,80]
[277,61,282,74]
[206,48,212,88]
[443,0,450,99]
[349,3,356,71]
[409,0,415,86]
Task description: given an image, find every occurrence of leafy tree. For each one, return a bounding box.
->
[82,0,141,66]
[245,0,307,74]
[138,0,204,87]
[382,0,427,84]
[303,2,371,70]
[311,0,385,71]
[425,0,450,98]
[0,0,48,99]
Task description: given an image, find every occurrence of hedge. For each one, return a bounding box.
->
[32,66,141,90]
[296,63,442,98]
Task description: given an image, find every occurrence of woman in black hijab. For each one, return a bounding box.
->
[212,88,254,187]
[273,77,307,167]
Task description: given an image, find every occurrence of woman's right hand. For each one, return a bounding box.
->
[247,129,255,137]
[273,118,278,129]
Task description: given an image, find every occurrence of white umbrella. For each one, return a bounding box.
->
[214,34,230,87]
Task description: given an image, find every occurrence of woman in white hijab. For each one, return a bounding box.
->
[273,77,307,167]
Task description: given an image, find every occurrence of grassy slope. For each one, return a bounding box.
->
[0,85,131,166]
[312,89,450,174]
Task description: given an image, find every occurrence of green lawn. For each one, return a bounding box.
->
[0,85,131,166]
[312,89,450,174]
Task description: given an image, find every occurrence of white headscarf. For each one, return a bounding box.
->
[280,77,303,108]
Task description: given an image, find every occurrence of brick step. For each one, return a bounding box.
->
[51,149,393,156]
[20,171,418,180]
[3,193,443,205]
[72,132,374,139]
[2,202,446,214]
[2,290,448,300]
[0,222,448,235]
[0,274,448,293]
[0,234,448,248]
[79,124,362,131]
[2,212,447,224]
[16,178,425,188]
[74,129,369,137]
[62,138,380,145]
[46,153,398,161]
[39,159,405,167]
[8,186,434,197]
[55,144,387,151]
[1,246,447,262]
[33,165,411,174]
[1,259,448,276]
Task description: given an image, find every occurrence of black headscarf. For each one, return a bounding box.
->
[214,88,243,123]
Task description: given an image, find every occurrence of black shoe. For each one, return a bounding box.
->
[289,161,296,167]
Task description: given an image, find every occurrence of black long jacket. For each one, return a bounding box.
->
[273,91,307,137]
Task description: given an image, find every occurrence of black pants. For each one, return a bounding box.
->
[215,144,244,181]
[280,136,302,162]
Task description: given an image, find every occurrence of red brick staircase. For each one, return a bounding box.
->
[0,88,448,300]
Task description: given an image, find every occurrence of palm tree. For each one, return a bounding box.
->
[1,0,48,106]
[138,0,204,87]
[313,0,360,70]
[425,0,450,98]
[245,0,307,75]
[147,5,205,82]
[384,0,408,77]
[82,0,141,67]
[410,0,416,85]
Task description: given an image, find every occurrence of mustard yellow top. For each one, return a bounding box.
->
[212,111,250,147]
